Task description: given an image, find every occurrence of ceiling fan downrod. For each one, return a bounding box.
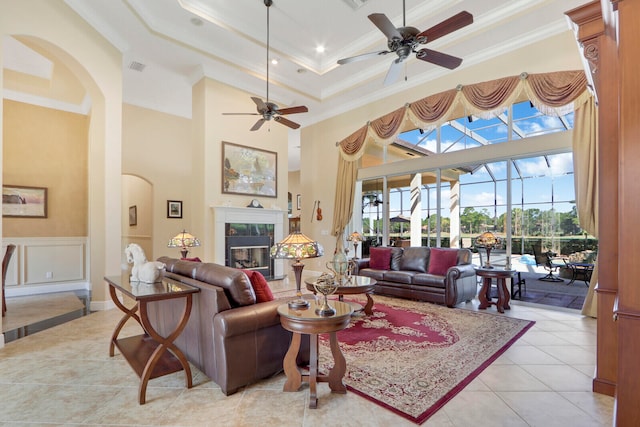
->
[265,0,272,104]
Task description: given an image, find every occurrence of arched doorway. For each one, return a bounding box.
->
[122,174,154,263]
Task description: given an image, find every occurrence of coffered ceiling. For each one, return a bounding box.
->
[4,0,587,169]
[59,0,585,120]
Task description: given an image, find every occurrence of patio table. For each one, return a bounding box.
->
[565,262,594,286]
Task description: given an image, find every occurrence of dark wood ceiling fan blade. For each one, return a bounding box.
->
[416,48,463,69]
[250,118,266,131]
[251,96,268,112]
[417,11,473,43]
[368,13,402,41]
[338,50,390,65]
[277,105,308,115]
[274,116,300,129]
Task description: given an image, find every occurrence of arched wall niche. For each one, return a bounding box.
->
[1,0,123,311]
[122,174,154,267]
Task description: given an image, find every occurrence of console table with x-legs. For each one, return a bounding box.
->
[105,274,199,404]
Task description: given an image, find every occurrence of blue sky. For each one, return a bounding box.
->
[379,102,576,218]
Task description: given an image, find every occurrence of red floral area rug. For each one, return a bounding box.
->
[318,296,535,424]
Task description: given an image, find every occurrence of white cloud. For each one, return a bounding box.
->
[548,153,573,174]
[518,153,573,177]
[464,191,504,207]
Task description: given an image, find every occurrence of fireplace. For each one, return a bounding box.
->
[212,206,285,279]
[225,225,273,278]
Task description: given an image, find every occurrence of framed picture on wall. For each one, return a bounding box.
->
[2,185,48,218]
[128,205,137,226]
[167,200,182,218]
[296,194,301,210]
[222,141,277,197]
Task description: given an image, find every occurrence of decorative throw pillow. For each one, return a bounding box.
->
[242,269,274,303]
[369,247,392,270]
[427,248,459,276]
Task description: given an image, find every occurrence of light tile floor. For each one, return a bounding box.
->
[0,273,614,426]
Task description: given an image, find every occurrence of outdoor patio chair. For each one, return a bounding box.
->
[532,245,564,282]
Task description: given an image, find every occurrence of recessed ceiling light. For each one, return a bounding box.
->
[271,58,279,65]
[190,17,203,26]
[315,45,325,54]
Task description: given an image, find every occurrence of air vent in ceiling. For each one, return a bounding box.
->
[341,0,370,10]
[128,61,146,72]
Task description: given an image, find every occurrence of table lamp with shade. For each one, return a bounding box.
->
[475,231,501,269]
[271,231,323,309]
[346,231,363,259]
[167,230,201,259]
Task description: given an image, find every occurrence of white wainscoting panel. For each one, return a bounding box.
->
[3,237,88,291]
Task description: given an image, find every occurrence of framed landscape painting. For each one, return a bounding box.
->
[222,141,277,198]
[2,185,48,218]
[167,200,182,218]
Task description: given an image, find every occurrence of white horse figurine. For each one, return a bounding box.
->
[125,243,165,283]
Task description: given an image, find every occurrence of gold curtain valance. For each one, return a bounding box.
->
[336,70,589,160]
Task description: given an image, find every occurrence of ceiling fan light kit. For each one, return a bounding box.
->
[222,0,308,131]
[337,0,473,86]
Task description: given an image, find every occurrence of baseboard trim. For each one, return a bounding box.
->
[5,281,90,297]
[593,377,616,396]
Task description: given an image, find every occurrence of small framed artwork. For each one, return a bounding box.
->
[2,185,48,218]
[128,205,137,226]
[296,194,302,210]
[222,141,277,197]
[167,200,182,218]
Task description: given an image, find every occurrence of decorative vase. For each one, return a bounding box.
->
[326,251,349,284]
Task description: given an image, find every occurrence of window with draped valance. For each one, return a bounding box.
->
[331,69,597,316]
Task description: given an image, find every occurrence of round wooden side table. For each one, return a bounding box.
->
[277,300,353,408]
[474,267,515,313]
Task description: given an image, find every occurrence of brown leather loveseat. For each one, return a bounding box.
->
[147,257,308,395]
[356,246,477,307]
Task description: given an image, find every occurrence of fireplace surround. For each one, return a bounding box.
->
[212,206,285,278]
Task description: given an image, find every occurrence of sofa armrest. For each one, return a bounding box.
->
[447,264,476,279]
[212,298,310,395]
[355,258,370,275]
[444,264,478,307]
[213,298,284,338]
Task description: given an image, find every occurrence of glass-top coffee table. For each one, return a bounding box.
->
[305,275,377,315]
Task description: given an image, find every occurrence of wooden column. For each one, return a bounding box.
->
[566,0,618,398]
[613,0,640,424]
[569,0,640,424]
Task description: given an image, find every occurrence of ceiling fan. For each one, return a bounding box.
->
[222,0,308,131]
[337,0,473,86]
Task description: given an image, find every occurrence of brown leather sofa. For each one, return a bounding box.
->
[356,247,477,307]
[147,257,308,395]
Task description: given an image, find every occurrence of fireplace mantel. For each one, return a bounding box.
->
[211,206,285,278]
